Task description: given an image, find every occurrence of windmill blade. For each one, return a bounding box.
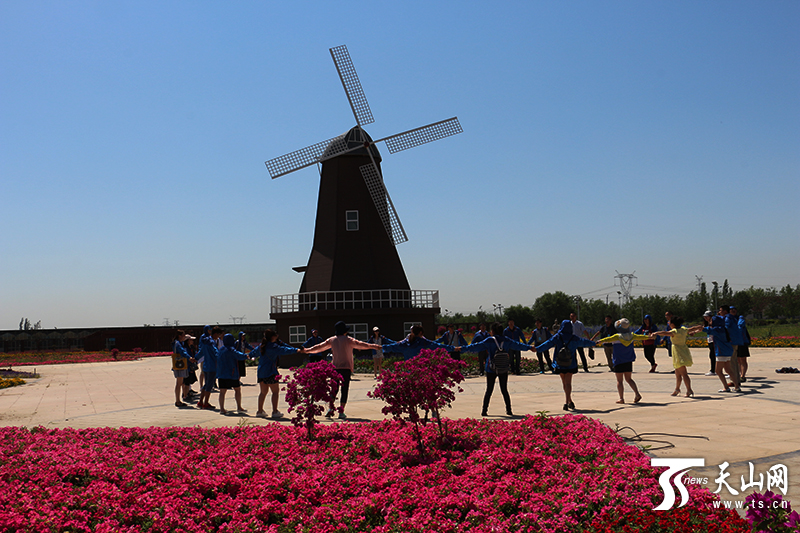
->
[360,162,408,245]
[330,45,374,126]
[265,134,350,179]
[377,117,463,154]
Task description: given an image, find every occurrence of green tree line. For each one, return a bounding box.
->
[437,282,800,330]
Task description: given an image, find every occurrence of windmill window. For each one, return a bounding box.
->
[346,210,359,231]
[289,326,306,344]
[347,323,369,341]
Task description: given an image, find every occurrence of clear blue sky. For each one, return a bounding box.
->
[2,1,798,329]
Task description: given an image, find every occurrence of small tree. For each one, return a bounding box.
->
[283,361,342,440]
[368,348,466,455]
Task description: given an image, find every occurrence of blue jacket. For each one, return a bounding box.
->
[471,330,491,352]
[704,316,733,357]
[173,340,191,361]
[255,341,297,380]
[738,316,751,346]
[216,334,248,380]
[436,330,468,347]
[461,335,531,373]
[635,316,658,346]
[503,326,527,344]
[381,337,456,360]
[535,334,595,371]
[302,335,326,349]
[198,326,218,373]
[725,314,744,345]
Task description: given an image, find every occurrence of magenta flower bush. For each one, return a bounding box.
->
[0,418,747,533]
[745,491,799,532]
[368,348,466,454]
[283,360,342,439]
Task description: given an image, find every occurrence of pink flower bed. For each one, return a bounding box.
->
[0,417,747,532]
[0,351,171,367]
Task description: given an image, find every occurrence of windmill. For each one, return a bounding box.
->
[265,45,462,348]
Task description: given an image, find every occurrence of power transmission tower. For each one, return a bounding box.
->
[230,316,246,325]
[695,275,704,292]
[614,271,637,304]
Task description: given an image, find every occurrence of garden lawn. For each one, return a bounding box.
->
[0,417,748,533]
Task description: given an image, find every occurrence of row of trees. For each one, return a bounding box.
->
[438,282,800,330]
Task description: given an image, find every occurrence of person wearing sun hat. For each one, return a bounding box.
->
[303,321,378,419]
[596,318,649,405]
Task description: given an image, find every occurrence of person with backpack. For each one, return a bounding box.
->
[458,322,533,417]
[531,320,598,411]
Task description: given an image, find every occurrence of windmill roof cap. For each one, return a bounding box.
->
[322,125,382,161]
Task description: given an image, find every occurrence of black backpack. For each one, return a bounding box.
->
[490,337,510,374]
[555,338,572,368]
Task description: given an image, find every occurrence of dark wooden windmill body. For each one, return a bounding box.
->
[265,46,461,360]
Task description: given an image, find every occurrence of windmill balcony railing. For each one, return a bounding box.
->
[270,289,439,314]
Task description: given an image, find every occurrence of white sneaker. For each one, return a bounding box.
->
[256,411,268,419]
[705,372,715,376]
[271,411,283,419]
[338,412,348,420]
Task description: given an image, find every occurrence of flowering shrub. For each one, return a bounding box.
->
[0,351,171,366]
[369,349,466,454]
[0,418,747,533]
[0,377,25,389]
[283,360,342,439]
[685,337,800,348]
[745,491,800,532]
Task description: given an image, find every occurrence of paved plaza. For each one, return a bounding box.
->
[2,347,798,508]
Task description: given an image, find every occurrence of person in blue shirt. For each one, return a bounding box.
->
[381,325,457,361]
[731,306,751,382]
[529,318,553,374]
[436,324,469,361]
[703,314,740,393]
[216,333,249,414]
[720,305,743,391]
[254,329,303,419]
[470,323,491,376]
[532,320,597,411]
[303,329,328,362]
[460,322,532,417]
[172,330,194,408]
[197,325,222,410]
[234,331,254,379]
[503,319,527,375]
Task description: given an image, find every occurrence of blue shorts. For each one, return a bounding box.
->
[202,371,216,392]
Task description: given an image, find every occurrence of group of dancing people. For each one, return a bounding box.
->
[170,304,751,419]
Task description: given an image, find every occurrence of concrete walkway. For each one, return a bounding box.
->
[2,347,797,508]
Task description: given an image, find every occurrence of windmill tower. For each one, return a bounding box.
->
[266,45,462,350]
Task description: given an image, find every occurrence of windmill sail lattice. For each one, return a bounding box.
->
[330,45,374,126]
[359,163,408,245]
